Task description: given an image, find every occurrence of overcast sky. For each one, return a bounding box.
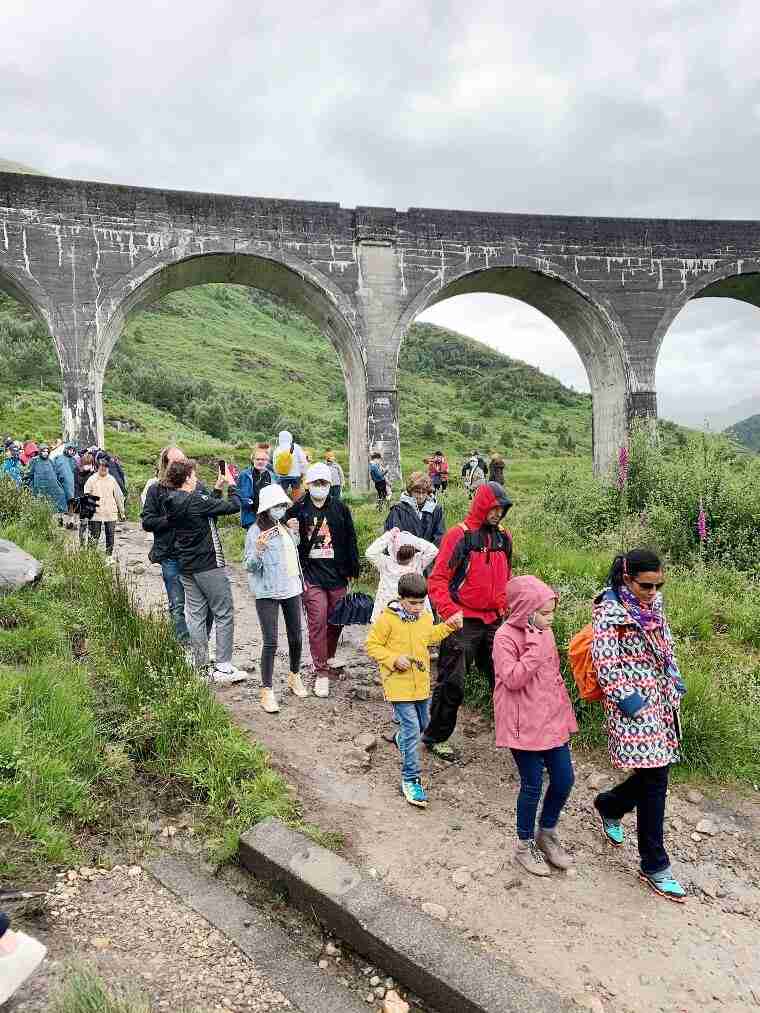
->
[2,0,760,426]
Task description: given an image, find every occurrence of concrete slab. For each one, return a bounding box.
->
[149,853,367,1013]
[239,818,573,1013]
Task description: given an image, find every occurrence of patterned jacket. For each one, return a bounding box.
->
[591,588,682,770]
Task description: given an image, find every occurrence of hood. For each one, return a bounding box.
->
[505,575,557,629]
[464,482,513,528]
[277,430,293,448]
[23,441,39,456]
[166,488,193,522]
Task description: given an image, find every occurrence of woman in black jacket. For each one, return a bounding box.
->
[384,472,444,547]
[285,462,359,698]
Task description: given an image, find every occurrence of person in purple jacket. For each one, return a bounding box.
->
[492,575,577,877]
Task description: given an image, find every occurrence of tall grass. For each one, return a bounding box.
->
[49,967,150,1013]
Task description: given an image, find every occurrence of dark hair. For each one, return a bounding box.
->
[398,573,427,599]
[165,459,197,489]
[370,452,382,460]
[608,548,662,589]
[396,544,417,565]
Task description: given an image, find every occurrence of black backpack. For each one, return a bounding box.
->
[448,523,513,603]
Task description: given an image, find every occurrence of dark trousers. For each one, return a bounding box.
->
[302,583,347,675]
[254,595,303,688]
[89,520,116,555]
[374,479,388,502]
[596,765,671,875]
[422,617,499,744]
[511,744,575,840]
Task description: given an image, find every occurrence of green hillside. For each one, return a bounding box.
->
[725,413,760,452]
[0,284,594,487]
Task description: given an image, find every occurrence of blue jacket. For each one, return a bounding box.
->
[237,466,275,528]
[1,458,23,487]
[369,462,386,483]
[24,457,68,512]
[54,453,76,502]
[244,522,303,599]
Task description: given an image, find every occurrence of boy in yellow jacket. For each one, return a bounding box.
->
[366,573,455,808]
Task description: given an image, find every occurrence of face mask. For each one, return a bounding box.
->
[269,506,287,521]
[310,485,330,504]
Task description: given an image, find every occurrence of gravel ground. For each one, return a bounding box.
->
[11,865,292,1012]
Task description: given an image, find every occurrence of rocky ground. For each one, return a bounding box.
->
[13,522,760,1012]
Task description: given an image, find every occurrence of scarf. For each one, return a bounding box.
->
[618,586,674,673]
[388,600,419,623]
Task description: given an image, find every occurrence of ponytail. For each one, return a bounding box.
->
[608,548,663,589]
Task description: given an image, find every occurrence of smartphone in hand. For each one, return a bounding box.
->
[218,459,226,475]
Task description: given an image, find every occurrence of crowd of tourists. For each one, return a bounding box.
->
[2,430,689,911]
[1,435,129,556]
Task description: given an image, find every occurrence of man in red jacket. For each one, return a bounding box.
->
[423,482,513,760]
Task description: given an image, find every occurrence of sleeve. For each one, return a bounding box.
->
[342,504,360,578]
[428,620,454,646]
[237,470,254,508]
[193,490,241,517]
[430,507,445,547]
[140,484,170,533]
[591,612,648,716]
[427,526,463,620]
[365,614,397,668]
[365,530,393,568]
[493,628,545,691]
[243,526,264,571]
[139,480,152,508]
[113,479,125,516]
[383,505,398,533]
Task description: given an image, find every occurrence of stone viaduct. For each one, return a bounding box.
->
[2,169,759,490]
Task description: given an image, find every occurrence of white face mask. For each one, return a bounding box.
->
[309,485,330,505]
[269,505,287,521]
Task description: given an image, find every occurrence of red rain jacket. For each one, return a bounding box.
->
[428,482,513,623]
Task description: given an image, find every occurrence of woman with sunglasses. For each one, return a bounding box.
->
[591,548,687,903]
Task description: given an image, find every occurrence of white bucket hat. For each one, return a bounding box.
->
[305,462,332,485]
[257,484,292,515]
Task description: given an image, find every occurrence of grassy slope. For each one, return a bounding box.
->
[726,413,760,451]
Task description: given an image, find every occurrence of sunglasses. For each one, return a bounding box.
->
[631,578,665,591]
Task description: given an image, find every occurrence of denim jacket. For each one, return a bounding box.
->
[244,523,304,599]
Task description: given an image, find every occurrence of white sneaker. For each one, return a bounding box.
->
[0,931,48,1004]
[313,676,330,698]
[288,672,308,698]
[259,688,280,713]
[211,664,248,685]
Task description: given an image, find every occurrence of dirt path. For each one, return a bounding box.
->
[116,523,760,1013]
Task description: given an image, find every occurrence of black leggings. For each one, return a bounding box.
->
[254,595,302,688]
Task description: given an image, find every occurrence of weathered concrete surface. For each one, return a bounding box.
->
[0,538,43,593]
[150,853,368,1013]
[240,818,573,1013]
[2,169,760,481]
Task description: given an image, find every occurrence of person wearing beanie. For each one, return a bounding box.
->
[384,471,444,547]
[323,449,345,499]
[244,484,308,713]
[285,461,360,698]
[238,444,275,529]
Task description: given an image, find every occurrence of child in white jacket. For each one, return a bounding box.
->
[365,528,438,623]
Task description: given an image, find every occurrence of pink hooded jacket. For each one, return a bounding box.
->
[493,575,577,751]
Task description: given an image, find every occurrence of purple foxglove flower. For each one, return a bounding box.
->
[697,500,708,542]
[617,445,629,491]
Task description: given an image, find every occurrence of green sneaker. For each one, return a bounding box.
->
[425,741,458,762]
[594,798,624,846]
[401,779,428,809]
[639,871,687,904]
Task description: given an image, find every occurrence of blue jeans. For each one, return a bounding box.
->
[510,743,575,840]
[160,559,190,642]
[393,699,430,782]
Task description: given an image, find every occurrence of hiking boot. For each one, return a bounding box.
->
[287,672,308,698]
[313,675,330,698]
[639,870,687,904]
[259,688,280,714]
[594,796,625,846]
[210,664,248,685]
[401,779,428,809]
[425,740,458,762]
[536,828,573,870]
[514,839,551,878]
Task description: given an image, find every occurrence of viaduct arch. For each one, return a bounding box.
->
[3,169,760,489]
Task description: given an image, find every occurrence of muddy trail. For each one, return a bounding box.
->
[116,522,760,1013]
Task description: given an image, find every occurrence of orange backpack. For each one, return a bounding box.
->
[568,623,603,702]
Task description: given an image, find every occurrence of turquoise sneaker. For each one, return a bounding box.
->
[401,779,428,809]
[639,871,687,904]
[594,798,624,846]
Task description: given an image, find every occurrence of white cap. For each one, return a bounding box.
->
[257,484,292,514]
[305,462,332,485]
